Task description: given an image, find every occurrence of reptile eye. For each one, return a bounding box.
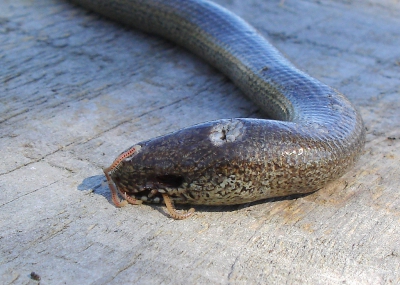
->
[156,175,184,188]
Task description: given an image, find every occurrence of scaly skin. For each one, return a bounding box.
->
[70,0,365,218]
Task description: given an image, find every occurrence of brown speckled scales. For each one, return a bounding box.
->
[71,0,365,217]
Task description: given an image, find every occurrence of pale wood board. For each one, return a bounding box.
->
[1,0,400,284]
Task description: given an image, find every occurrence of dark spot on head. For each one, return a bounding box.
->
[221,129,227,140]
[188,192,196,199]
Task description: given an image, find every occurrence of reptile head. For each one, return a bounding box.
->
[103,119,246,205]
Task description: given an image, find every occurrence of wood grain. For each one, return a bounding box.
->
[1,0,399,284]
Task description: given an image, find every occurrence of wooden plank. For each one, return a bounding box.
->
[1,0,399,283]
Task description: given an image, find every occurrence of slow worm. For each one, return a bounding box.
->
[70,0,365,219]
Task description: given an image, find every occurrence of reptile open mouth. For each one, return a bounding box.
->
[114,174,186,203]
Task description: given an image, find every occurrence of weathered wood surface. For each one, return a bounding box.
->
[1,0,400,284]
